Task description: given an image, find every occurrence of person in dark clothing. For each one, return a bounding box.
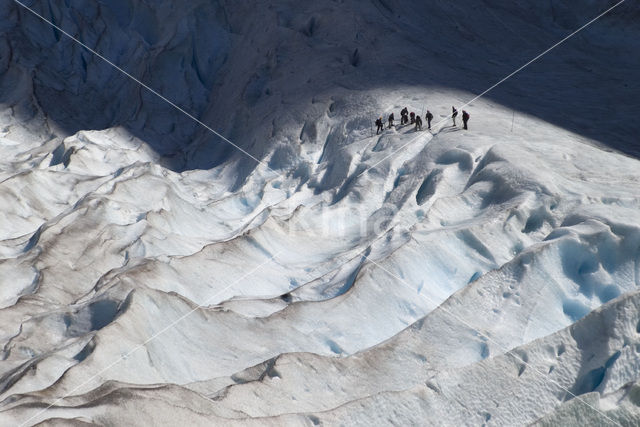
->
[425,110,433,129]
[410,112,415,124]
[388,113,395,128]
[415,115,423,131]
[462,110,470,130]
[452,106,458,126]
[400,107,408,125]
[376,117,384,134]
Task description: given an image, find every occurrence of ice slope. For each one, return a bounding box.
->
[2,95,640,425]
[4,288,640,426]
[3,0,640,167]
[0,0,639,425]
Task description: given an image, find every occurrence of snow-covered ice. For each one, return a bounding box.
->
[0,0,640,425]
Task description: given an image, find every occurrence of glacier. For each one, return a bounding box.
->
[0,0,640,425]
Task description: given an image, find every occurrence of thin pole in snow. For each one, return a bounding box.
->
[511,110,515,132]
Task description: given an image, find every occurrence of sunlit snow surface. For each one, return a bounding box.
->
[1,0,640,425]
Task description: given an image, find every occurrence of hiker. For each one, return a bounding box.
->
[452,106,458,126]
[410,112,415,124]
[415,115,423,131]
[425,110,433,129]
[400,107,408,125]
[462,110,470,130]
[376,117,384,134]
[388,113,395,128]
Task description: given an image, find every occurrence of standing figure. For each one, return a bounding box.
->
[452,106,458,126]
[388,113,395,128]
[462,110,470,130]
[425,110,433,129]
[401,107,409,125]
[415,115,423,131]
[376,117,384,134]
[410,112,415,124]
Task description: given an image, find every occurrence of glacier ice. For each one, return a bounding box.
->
[1,0,640,425]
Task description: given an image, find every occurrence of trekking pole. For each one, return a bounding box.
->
[510,110,515,132]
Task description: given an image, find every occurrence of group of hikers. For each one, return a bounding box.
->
[375,106,470,134]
